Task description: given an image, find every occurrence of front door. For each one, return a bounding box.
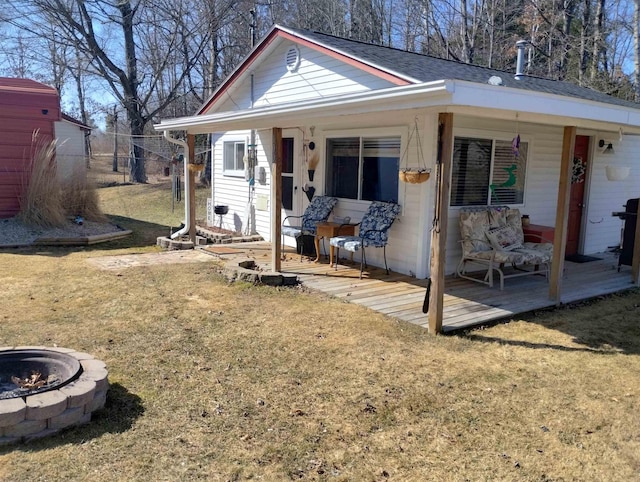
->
[281,133,303,243]
[566,135,589,256]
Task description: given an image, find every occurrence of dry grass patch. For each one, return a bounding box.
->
[0,246,639,481]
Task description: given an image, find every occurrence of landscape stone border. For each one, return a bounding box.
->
[0,346,108,446]
[223,258,298,287]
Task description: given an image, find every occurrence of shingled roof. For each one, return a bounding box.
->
[286,27,640,111]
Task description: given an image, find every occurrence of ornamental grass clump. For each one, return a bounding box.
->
[60,165,106,223]
[19,131,105,227]
[18,134,66,228]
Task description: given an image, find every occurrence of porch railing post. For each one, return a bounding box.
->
[271,128,283,272]
[428,113,453,334]
[549,126,576,302]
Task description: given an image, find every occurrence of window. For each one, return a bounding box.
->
[326,136,400,202]
[223,140,245,176]
[450,136,528,207]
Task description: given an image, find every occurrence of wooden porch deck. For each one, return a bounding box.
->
[212,243,636,332]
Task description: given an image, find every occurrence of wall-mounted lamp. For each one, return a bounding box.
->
[598,139,615,154]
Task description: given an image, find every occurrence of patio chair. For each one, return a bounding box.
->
[281,196,338,261]
[456,206,553,290]
[330,201,401,278]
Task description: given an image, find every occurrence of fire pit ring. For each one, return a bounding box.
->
[0,346,108,446]
[0,349,82,400]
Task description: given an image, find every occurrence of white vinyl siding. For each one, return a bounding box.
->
[213,40,396,113]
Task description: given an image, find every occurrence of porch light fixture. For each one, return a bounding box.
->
[606,165,630,181]
[598,139,615,154]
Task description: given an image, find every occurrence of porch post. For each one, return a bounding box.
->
[428,113,453,334]
[632,202,640,284]
[187,133,197,244]
[549,126,576,302]
[271,128,283,272]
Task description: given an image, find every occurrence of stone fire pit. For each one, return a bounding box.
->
[0,346,108,446]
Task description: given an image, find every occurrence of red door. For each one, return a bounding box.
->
[566,135,589,256]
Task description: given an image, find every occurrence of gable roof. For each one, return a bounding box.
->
[285,27,640,111]
[157,25,640,134]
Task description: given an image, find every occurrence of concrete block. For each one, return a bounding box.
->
[195,236,208,246]
[259,272,283,286]
[79,368,109,392]
[0,436,22,447]
[68,351,95,361]
[85,390,107,414]
[4,419,47,437]
[0,398,26,428]
[80,359,107,371]
[59,379,97,408]
[25,391,68,421]
[48,406,85,430]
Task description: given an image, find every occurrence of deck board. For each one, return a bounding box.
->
[227,243,636,332]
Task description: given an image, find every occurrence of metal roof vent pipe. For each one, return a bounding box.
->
[514,40,528,80]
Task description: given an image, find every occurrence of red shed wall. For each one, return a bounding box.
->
[0,78,60,218]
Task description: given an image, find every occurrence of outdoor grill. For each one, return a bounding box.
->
[612,198,639,271]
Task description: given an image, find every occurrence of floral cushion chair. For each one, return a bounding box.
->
[282,196,338,261]
[330,201,401,278]
[457,206,553,290]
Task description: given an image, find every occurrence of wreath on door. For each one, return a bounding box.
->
[571,156,586,184]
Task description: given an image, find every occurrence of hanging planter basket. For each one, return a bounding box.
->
[399,169,430,184]
[399,118,430,184]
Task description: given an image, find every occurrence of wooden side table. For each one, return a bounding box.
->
[315,222,356,265]
[522,224,555,243]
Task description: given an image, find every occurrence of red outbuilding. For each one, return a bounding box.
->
[0,77,61,218]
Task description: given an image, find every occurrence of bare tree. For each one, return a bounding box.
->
[4,0,215,182]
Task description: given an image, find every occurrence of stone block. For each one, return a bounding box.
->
[85,390,107,414]
[80,359,107,371]
[259,272,283,286]
[4,419,47,437]
[0,436,22,447]
[80,368,109,392]
[0,398,26,428]
[48,406,85,430]
[59,379,97,408]
[282,274,299,286]
[46,347,76,353]
[68,351,95,361]
[25,391,68,421]
[24,428,58,443]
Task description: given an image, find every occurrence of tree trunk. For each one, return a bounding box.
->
[591,0,605,81]
[579,0,591,85]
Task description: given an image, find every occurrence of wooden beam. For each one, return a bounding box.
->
[271,128,283,272]
[187,134,197,244]
[549,126,576,302]
[632,201,640,284]
[428,113,453,334]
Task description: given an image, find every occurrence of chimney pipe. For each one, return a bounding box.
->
[515,40,528,80]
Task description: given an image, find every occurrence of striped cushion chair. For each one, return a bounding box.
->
[282,196,338,261]
[330,201,401,278]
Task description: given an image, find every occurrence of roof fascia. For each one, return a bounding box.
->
[450,80,640,130]
[156,81,452,133]
[197,25,415,115]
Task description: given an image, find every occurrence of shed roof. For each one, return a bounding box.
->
[0,77,58,95]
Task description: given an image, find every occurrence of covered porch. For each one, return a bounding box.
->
[215,243,635,332]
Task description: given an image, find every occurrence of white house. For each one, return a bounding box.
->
[155,25,640,332]
[55,113,91,179]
